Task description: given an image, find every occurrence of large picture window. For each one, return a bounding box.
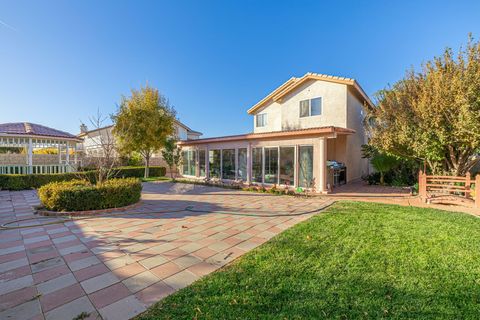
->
[264,147,278,184]
[209,150,221,178]
[199,149,206,177]
[298,146,313,188]
[252,147,263,183]
[222,149,235,180]
[182,150,196,176]
[237,148,247,181]
[279,147,295,186]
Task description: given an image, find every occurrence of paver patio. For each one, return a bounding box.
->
[0,182,329,320]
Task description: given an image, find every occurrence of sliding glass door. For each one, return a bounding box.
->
[182,150,196,176]
[209,150,221,178]
[198,149,206,177]
[264,147,278,184]
[237,148,247,181]
[221,149,235,180]
[298,146,313,188]
[279,147,295,185]
[252,147,263,183]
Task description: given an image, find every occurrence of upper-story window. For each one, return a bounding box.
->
[299,97,322,118]
[256,113,267,127]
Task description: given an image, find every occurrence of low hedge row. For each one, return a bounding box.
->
[0,166,166,190]
[38,178,142,212]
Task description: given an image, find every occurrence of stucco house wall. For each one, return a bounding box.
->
[346,87,369,181]
[253,79,348,133]
[279,80,347,130]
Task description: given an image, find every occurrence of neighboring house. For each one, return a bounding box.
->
[77,120,202,168]
[178,72,373,193]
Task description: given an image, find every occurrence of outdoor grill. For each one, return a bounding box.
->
[327,160,346,188]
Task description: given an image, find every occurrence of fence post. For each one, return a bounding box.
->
[418,170,426,202]
[476,174,480,208]
[465,172,471,199]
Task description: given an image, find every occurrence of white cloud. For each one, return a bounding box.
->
[0,18,17,32]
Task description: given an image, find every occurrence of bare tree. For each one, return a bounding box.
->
[81,110,119,184]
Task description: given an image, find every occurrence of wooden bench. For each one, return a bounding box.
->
[418,171,479,208]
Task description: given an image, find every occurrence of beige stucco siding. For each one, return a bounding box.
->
[252,79,348,133]
[346,88,369,181]
[280,80,347,130]
[252,102,282,133]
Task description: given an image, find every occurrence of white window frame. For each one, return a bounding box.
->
[299,97,322,118]
[256,113,267,127]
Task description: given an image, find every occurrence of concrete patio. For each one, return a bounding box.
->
[0,182,328,320]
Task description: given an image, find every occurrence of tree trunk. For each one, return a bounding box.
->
[144,155,150,178]
[380,172,385,185]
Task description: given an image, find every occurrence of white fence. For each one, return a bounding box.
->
[0,164,77,174]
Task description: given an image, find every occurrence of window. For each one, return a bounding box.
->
[256,113,267,127]
[182,151,189,175]
[298,146,313,188]
[299,97,322,117]
[209,150,221,178]
[252,147,263,183]
[279,147,295,186]
[199,149,206,177]
[237,148,247,181]
[300,100,310,118]
[264,147,278,184]
[189,150,196,176]
[182,150,196,176]
[222,149,235,180]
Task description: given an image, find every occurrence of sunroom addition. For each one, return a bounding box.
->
[0,123,82,174]
[178,126,355,193]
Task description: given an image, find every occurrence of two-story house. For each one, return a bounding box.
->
[178,72,373,193]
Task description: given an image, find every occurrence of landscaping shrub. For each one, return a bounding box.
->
[0,166,165,190]
[0,172,96,191]
[114,166,166,178]
[38,178,142,211]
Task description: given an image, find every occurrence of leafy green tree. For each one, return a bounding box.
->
[161,137,182,179]
[112,85,176,178]
[365,35,480,175]
[370,153,400,185]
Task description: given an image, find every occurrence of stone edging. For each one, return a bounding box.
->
[36,201,142,217]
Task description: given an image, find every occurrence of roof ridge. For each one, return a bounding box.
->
[247,72,372,114]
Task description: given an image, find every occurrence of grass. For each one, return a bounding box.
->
[137,202,480,319]
[140,176,172,182]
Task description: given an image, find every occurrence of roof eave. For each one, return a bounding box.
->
[0,132,83,142]
[178,126,355,145]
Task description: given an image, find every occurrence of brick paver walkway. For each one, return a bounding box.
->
[0,182,329,320]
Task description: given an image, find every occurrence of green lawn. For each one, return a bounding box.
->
[140,176,171,182]
[137,202,480,319]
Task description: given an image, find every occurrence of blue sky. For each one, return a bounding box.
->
[1,1,479,138]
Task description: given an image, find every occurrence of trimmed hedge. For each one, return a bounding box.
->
[38,178,142,212]
[0,166,166,190]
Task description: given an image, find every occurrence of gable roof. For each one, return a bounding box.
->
[247,72,374,114]
[0,122,81,141]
